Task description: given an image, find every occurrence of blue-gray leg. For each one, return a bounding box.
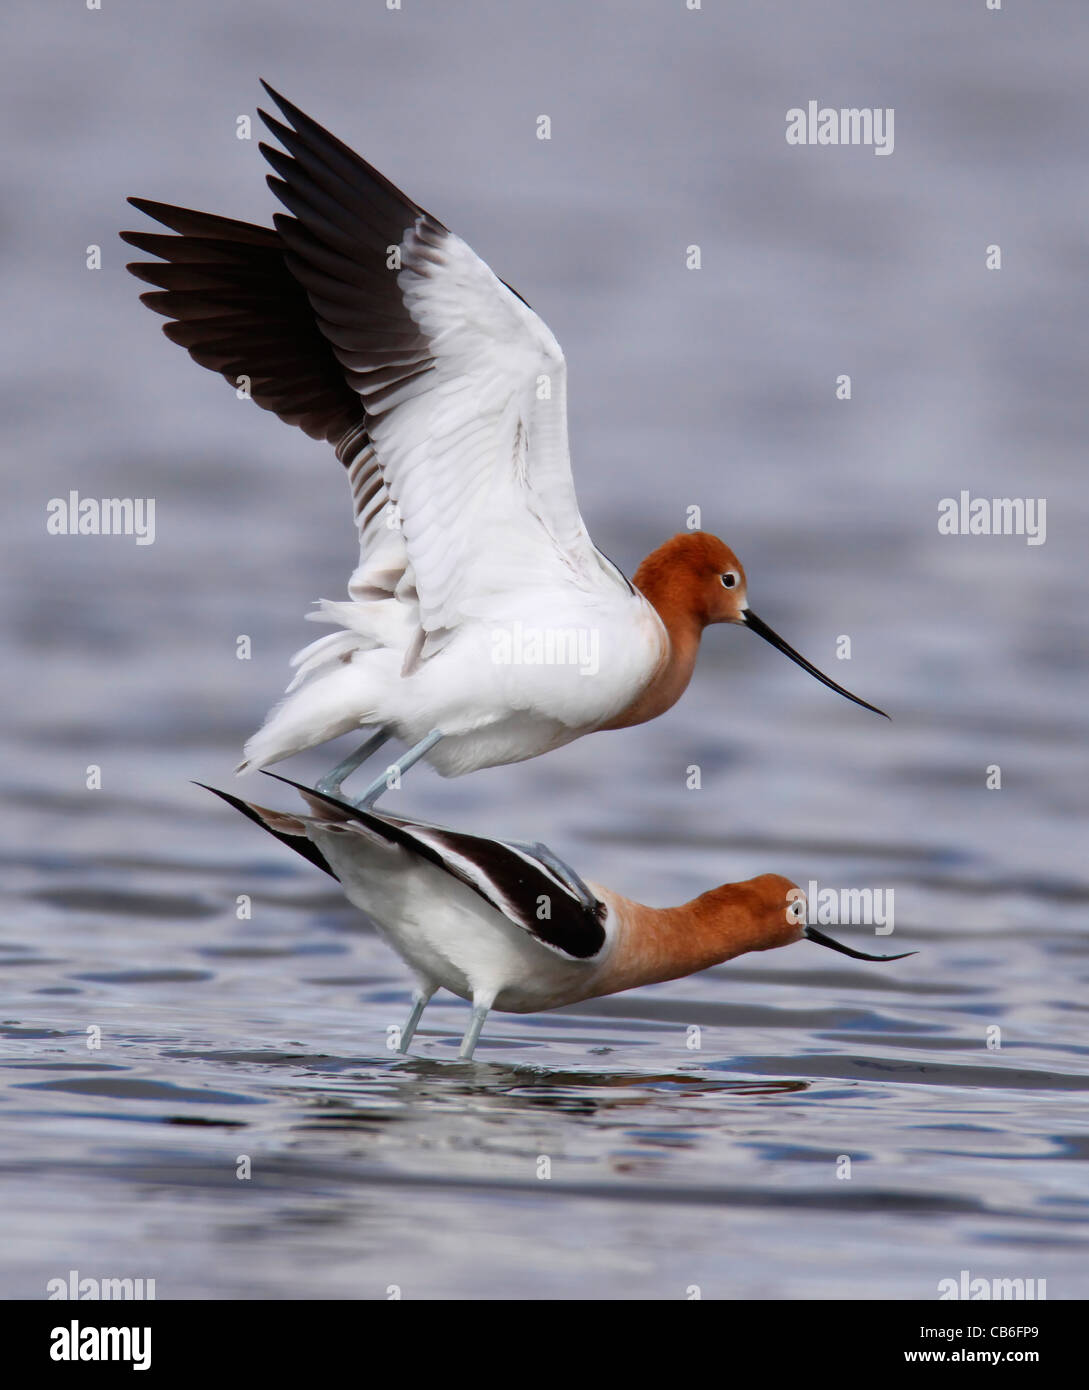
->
[357,728,444,808]
[315,727,391,799]
[398,987,435,1054]
[459,1001,491,1061]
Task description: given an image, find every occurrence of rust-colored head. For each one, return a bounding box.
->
[697,875,914,964]
[633,531,888,718]
[697,873,807,961]
[633,531,750,628]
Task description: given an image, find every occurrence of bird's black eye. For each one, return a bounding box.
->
[720,572,738,589]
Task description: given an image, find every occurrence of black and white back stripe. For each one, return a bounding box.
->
[254,774,607,961]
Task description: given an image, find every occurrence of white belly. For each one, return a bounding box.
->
[378,590,667,774]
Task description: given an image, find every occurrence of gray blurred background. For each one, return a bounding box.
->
[2,0,1087,1300]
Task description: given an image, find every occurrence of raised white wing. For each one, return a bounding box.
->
[339,433,411,602]
[258,84,618,662]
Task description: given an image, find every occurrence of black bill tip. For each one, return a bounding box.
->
[805,925,915,962]
[742,610,889,718]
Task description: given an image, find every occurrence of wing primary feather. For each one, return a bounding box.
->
[121,198,366,446]
[196,782,338,879]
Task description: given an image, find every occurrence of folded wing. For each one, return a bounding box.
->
[254,775,608,961]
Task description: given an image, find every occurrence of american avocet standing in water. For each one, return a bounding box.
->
[126,85,886,808]
[204,776,913,1060]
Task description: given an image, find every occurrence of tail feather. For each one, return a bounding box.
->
[238,660,381,773]
[286,628,367,694]
[305,596,413,651]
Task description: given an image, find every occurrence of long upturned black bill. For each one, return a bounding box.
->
[742,610,888,718]
[805,925,915,962]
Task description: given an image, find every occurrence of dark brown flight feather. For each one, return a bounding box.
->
[122,84,530,468]
[121,199,364,445]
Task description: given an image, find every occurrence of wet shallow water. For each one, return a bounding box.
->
[4,818,1089,1299]
[3,0,1089,1298]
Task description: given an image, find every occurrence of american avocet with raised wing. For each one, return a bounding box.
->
[125,84,886,809]
[204,776,913,1060]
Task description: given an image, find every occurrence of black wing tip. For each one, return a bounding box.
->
[194,777,266,822]
[136,289,169,313]
[193,777,265,818]
[258,80,305,131]
[125,195,176,223]
[122,198,187,241]
[256,80,435,230]
[196,779,339,880]
[258,144,296,184]
[256,111,293,147]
